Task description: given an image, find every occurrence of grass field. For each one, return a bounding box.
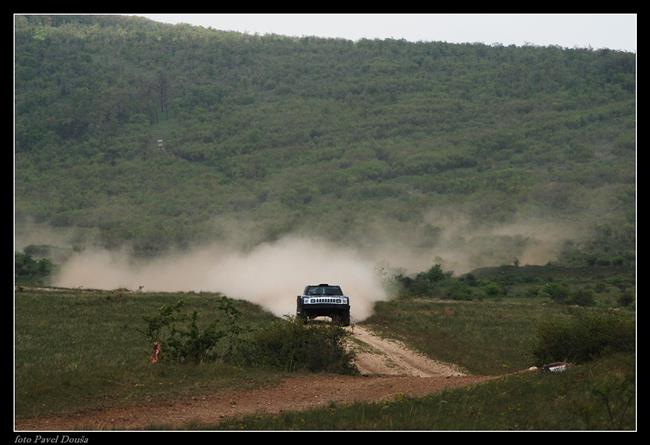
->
[14,288,284,419]
[204,353,635,431]
[15,286,636,430]
[363,297,634,375]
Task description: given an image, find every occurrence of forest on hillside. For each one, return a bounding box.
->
[14,15,635,269]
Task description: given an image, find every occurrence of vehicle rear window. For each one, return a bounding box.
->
[307,286,343,296]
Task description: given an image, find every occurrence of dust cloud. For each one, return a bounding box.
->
[340,213,581,276]
[52,236,389,321]
[45,213,582,320]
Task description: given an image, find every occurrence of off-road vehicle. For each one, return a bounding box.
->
[296,284,351,326]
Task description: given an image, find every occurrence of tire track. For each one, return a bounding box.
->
[347,325,467,377]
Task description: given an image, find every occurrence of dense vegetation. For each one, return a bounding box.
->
[15,251,54,285]
[15,15,635,267]
[533,312,635,365]
[393,262,635,307]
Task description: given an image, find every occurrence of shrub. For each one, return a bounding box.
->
[568,289,596,307]
[483,282,505,298]
[422,264,448,282]
[395,264,452,297]
[444,280,473,300]
[164,310,226,363]
[461,273,478,287]
[142,302,357,374]
[533,312,635,365]
[541,282,570,303]
[618,291,635,307]
[142,298,248,364]
[245,317,358,374]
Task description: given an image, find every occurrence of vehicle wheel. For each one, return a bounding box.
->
[333,313,350,327]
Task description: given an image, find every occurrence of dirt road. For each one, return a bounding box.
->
[348,325,467,377]
[16,325,493,430]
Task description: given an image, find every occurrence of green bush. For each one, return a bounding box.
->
[483,282,505,298]
[444,281,474,300]
[142,301,357,374]
[164,310,226,363]
[568,289,596,307]
[142,298,248,364]
[540,282,570,303]
[395,264,454,298]
[533,312,635,365]
[245,317,358,374]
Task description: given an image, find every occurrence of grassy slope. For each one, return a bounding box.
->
[14,16,636,256]
[14,288,283,418]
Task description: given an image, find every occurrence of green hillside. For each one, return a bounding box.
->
[15,15,635,265]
